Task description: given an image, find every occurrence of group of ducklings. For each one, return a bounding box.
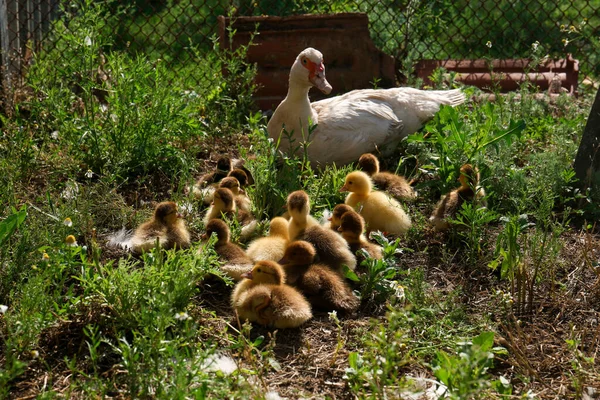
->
[125,153,485,329]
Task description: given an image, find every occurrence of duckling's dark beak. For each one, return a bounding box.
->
[240,270,253,280]
[337,226,343,232]
[327,216,333,221]
[278,257,289,265]
[177,213,183,219]
[339,184,348,192]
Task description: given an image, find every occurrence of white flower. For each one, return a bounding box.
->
[61,181,79,200]
[65,235,78,247]
[328,310,338,323]
[201,354,238,375]
[0,305,7,314]
[84,36,92,46]
[30,350,39,358]
[42,252,50,261]
[531,41,539,51]
[50,130,59,140]
[85,169,94,179]
[63,217,73,227]
[174,311,190,321]
[486,41,492,48]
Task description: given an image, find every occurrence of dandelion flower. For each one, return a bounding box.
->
[30,350,39,358]
[65,235,78,247]
[42,252,50,261]
[63,217,73,227]
[562,38,570,46]
[486,41,492,48]
[0,305,7,314]
[85,169,94,179]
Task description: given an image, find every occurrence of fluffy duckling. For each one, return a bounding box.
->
[191,156,232,205]
[203,187,257,240]
[228,168,250,188]
[338,210,383,262]
[219,177,252,213]
[324,204,355,231]
[245,217,290,262]
[287,190,356,271]
[231,261,312,328]
[280,241,360,312]
[202,219,253,281]
[430,164,486,232]
[131,201,191,254]
[286,190,320,240]
[358,153,416,201]
[341,171,411,236]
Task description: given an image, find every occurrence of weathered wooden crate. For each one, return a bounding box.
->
[415,56,579,94]
[217,13,396,111]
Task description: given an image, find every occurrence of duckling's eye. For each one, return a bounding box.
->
[257,268,262,273]
[348,181,353,185]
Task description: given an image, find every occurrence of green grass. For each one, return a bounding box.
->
[0,1,599,398]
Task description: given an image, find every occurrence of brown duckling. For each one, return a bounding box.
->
[219,176,252,213]
[228,168,250,188]
[338,210,383,262]
[202,219,253,281]
[131,201,191,254]
[231,261,312,328]
[341,171,411,236]
[191,156,232,205]
[358,153,416,201]
[287,190,356,272]
[324,204,355,231]
[203,187,257,240]
[280,241,359,312]
[245,217,290,262]
[430,164,486,231]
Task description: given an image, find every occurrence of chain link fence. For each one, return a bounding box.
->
[1,0,598,94]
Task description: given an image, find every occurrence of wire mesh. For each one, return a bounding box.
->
[0,0,598,91]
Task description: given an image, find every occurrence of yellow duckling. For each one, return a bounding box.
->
[280,241,360,312]
[203,187,257,240]
[231,261,312,328]
[337,209,383,262]
[358,153,416,201]
[430,164,486,232]
[191,156,232,205]
[131,201,191,254]
[219,176,252,213]
[341,171,411,236]
[202,219,253,281]
[286,190,320,240]
[324,203,354,231]
[245,217,290,262]
[287,190,356,271]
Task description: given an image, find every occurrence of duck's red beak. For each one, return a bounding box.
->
[307,60,332,94]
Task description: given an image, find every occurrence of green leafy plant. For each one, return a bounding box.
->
[407,104,525,194]
[433,331,511,399]
[345,231,409,303]
[449,203,497,266]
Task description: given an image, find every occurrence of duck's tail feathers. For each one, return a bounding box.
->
[107,227,133,250]
[437,88,466,107]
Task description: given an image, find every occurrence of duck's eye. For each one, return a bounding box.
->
[302,58,307,64]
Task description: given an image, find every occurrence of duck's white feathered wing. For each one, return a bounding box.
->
[309,88,465,166]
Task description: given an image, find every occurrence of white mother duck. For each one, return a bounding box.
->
[267,47,466,166]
